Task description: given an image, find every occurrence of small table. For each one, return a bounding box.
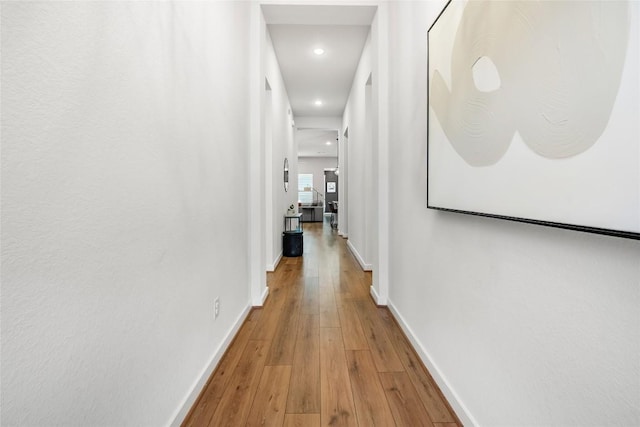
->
[283,214,303,257]
[284,213,303,232]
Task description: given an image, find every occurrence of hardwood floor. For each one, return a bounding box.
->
[183,220,461,427]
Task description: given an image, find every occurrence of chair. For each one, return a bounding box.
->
[329,201,338,229]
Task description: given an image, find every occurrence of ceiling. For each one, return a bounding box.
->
[263,5,376,157]
[296,129,339,157]
[267,24,370,117]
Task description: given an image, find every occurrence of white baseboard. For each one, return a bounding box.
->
[346,240,372,271]
[370,285,383,305]
[387,300,477,427]
[169,303,252,427]
[266,251,282,272]
[258,286,269,306]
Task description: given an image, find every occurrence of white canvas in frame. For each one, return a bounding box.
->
[427,0,640,238]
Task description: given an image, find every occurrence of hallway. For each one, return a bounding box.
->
[183,220,461,427]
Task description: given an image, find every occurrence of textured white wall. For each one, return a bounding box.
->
[387,1,640,425]
[265,29,296,269]
[342,32,374,268]
[1,2,252,425]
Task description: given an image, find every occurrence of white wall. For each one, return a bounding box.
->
[265,29,297,270]
[1,2,252,425]
[342,31,375,271]
[369,2,390,303]
[387,1,640,425]
[295,116,342,130]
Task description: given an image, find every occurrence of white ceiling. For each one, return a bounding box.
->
[297,129,339,158]
[268,24,370,117]
[263,5,376,158]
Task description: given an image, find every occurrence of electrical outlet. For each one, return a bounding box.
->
[214,298,220,319]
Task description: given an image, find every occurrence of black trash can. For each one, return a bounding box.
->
[283,231,303,257]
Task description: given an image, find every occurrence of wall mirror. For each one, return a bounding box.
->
[284,158,289,192]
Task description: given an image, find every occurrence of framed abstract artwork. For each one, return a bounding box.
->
[427,0,640,239]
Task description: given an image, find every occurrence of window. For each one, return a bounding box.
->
[298,173,313,204]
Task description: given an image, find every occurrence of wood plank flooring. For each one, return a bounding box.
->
[183,219,461,427]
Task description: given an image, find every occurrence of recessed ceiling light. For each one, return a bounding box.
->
[326,141,332,145]
[314,100,322,106]
[313,48,325,55]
